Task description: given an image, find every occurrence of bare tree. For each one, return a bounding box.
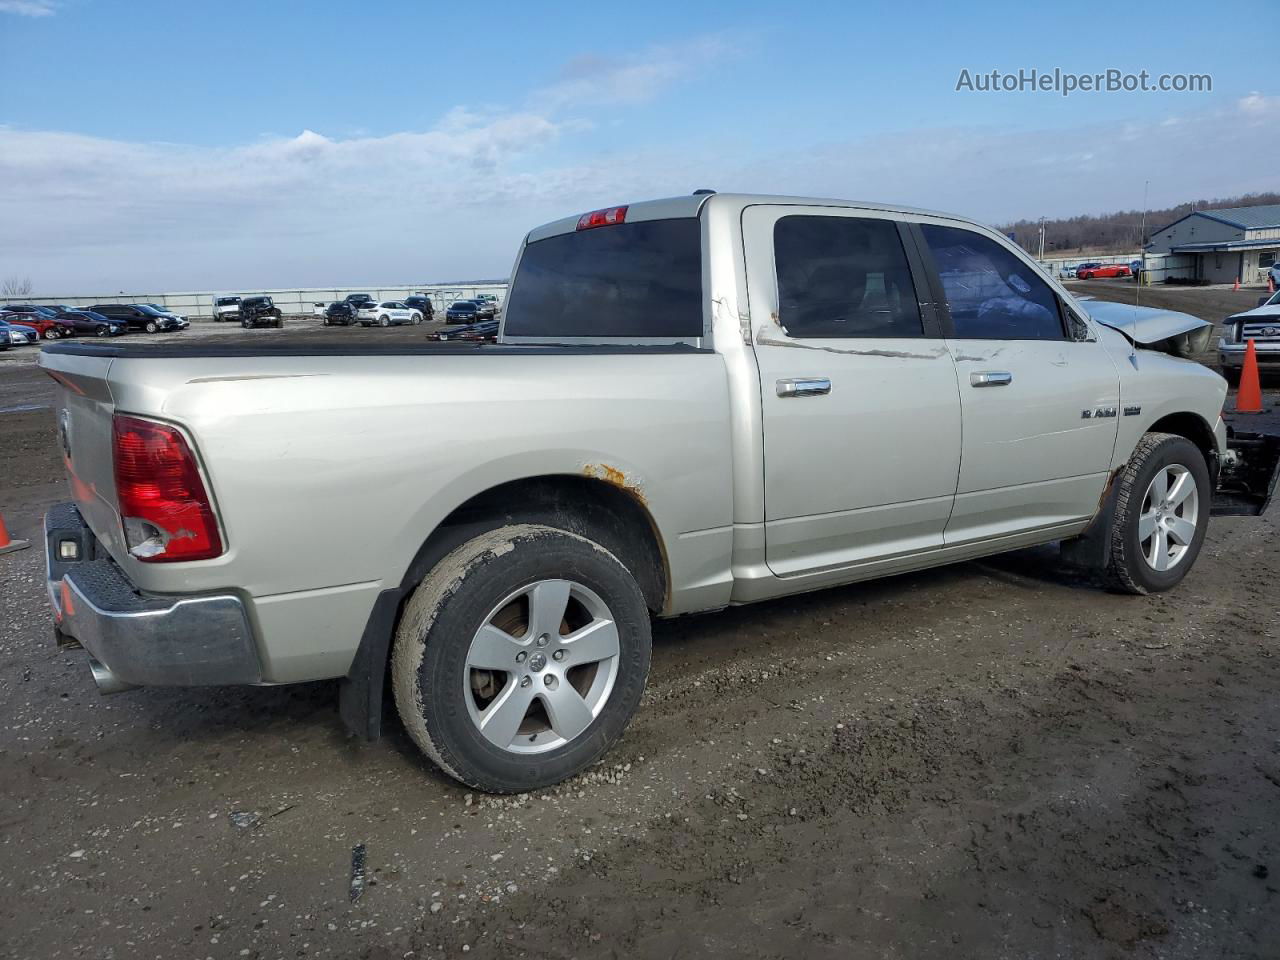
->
[2,275,33,298]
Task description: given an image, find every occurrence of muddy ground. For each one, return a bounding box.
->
[1,288,1278,959]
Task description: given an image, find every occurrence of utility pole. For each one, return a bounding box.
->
[1037,217,1046,261]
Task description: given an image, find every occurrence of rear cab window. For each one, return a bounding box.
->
[502,217,703,341]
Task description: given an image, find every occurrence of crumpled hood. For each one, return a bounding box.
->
[1080,299,1211,343]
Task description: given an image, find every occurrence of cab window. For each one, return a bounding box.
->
[920,224,1065,340]
[773,215,923,339]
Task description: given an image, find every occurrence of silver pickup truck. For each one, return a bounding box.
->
[39,193,1280,793]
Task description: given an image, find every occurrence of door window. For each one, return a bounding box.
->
[773,216,923,338]
[920,224,1065,340]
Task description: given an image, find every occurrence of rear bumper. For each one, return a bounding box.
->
[44,503,262,689]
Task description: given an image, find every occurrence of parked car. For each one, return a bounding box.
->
[238,295,284,329]
[344,294,376,309]
[404,295,435,320]
[1268,262,1280,289]
[432,318,498,342]
[54,309,128,337]
[5,313,76,340]
[38,192,1280,795]
[312,302,329,318]
[323,301,358,326]
[1,321,38,346]
[1220,288,1280,385]
[89,304,187,333]
[1076,262,1131,280]
[213,296,243,322]
[357,300,423,327]
[137,304,190,326]
[1,303,60,319]
[445,299,482,323]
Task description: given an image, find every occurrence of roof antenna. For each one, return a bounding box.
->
[1130,179,1149,370]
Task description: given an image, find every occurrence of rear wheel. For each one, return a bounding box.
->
[1104,433,1210,594]
[392,524,651,793]
[42,328,59,340]
[379,315,391,327]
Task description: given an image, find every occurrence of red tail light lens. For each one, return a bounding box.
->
[576,205,628,230]
[112,414,223,562]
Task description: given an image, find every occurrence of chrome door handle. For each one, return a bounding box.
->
[777,377,831,398]
[970,371,1013,388]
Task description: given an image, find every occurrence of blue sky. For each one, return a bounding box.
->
[2,0,1276,291]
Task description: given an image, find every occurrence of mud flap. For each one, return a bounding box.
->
[1213,430,1280,517]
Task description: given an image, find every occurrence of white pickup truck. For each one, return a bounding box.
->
[39,193,1280,793]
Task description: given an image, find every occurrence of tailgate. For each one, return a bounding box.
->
[39,350,127,562]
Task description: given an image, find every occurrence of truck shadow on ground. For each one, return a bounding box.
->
[116,542,1104,765]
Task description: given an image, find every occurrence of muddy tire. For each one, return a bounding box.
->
[392,524,651,793]
[1103,433,1210,595]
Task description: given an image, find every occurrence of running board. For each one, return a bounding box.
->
[1213,430,1280,517]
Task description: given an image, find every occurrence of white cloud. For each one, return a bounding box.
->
[2,57,1278,293]
[535,37,732,109]
[0,0,57,16]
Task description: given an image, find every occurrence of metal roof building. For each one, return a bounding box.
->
[1146,203,1280,284]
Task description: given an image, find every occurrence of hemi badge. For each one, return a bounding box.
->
[1123,405,1142,416]
[1082,407,1117,419]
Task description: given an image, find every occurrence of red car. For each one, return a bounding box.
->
[3,313,76,340]
[1075,262,1131,280]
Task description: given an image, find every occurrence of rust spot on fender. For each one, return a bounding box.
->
[582,463,648,507]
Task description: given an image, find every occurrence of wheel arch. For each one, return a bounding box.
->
[338,472,670,740]
[1144,411,1218,476]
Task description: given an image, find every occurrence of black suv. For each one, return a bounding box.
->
[404,295,435,320]
[324,301,358,326]
[238,296,284,329]
[89,304,185,333]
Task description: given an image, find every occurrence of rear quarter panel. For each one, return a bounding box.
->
[99,351,733,679]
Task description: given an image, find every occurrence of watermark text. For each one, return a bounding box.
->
[955,68,1211,96]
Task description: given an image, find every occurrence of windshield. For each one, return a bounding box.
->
[503,217,703,339]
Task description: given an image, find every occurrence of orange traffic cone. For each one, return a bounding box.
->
[1234,339,1264,414]
[1234,277,1240,291]
[0,511,31,556]
[1270,275,1276,294]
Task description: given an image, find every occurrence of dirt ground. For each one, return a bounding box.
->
[1,293,1278,959]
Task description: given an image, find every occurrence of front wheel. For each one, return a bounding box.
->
[95,326,109,338]
[1104,433,1210,594]
[379,315,391,327]
[145,321,158,333]
[392,524,652,793]
[43,329,59,340]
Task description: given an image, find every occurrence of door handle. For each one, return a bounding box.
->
[970,371,1013,388]
[777,377,831,398]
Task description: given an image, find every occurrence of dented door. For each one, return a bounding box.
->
[742,204,963,577]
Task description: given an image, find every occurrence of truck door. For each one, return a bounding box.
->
[911,221,1121,545]
[742,205,964,577]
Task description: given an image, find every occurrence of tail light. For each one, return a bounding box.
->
[112,414,223,562]
[576,205,628,230]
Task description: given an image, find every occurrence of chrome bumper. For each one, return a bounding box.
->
[44,503,262,691]
[1220,341,1280,368]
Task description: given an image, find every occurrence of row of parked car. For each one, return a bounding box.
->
[0,302,190,348]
